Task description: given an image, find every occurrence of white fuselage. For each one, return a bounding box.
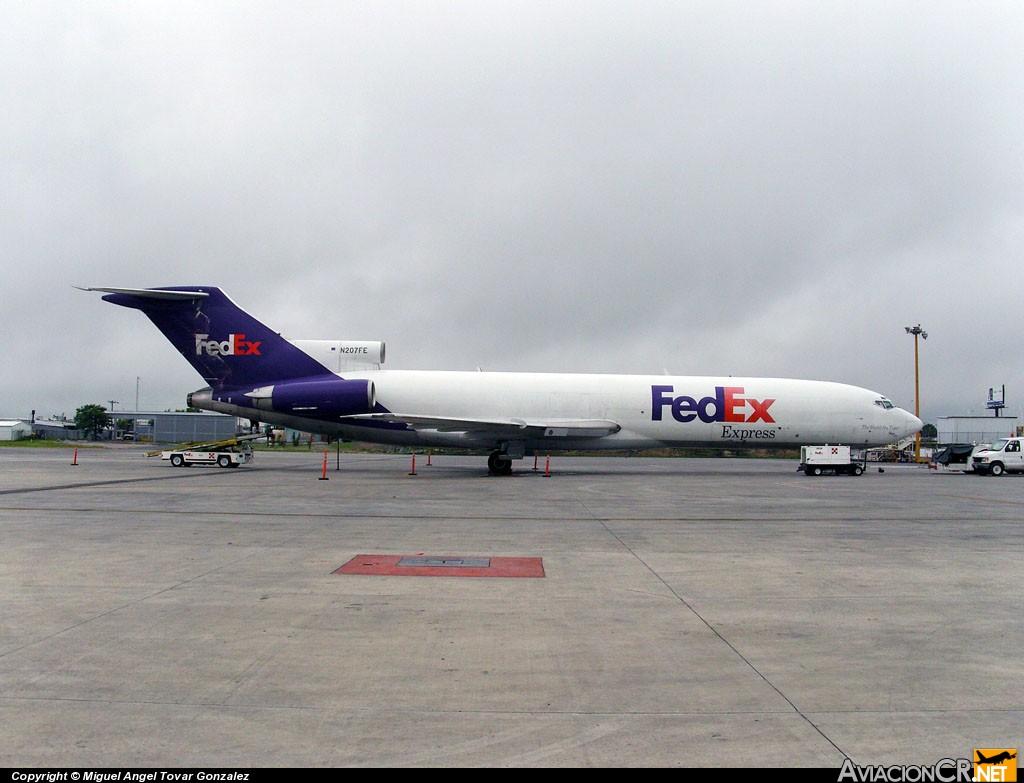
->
[193,369,922,453]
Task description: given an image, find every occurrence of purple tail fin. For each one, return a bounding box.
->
[96,286,332,390]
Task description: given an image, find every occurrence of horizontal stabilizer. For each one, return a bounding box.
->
[76,286,209,300]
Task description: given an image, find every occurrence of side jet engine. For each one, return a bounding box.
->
[188,377,376,418]
[244,377,376,416]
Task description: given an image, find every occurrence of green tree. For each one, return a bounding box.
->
[921,423,937,439]
[74,404,109,440]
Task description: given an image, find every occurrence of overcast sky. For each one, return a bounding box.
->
[4,1,1022,425]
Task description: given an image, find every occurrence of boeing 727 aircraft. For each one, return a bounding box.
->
[82,286,922,474]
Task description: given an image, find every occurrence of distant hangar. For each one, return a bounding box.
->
[937,414,1019,445]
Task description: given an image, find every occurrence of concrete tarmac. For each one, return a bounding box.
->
[1,446,1021,768]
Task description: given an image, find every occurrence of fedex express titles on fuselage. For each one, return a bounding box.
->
[652,384,778,440]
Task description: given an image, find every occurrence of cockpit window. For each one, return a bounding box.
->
[874,398,894,409]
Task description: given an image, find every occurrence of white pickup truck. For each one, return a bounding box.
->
[970,436,1024,476]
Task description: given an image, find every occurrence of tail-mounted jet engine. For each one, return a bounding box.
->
[240,377,376,417]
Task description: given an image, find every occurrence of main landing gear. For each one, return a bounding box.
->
[487,451,514,476]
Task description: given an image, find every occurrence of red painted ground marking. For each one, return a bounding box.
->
[334,554,545,578]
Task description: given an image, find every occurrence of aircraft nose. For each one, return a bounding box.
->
[904,410,923,436]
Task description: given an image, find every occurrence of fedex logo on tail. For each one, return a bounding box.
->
[652,385,775,423]
[195,334,262,356]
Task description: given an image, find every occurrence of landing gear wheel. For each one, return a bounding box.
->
[488,451,514,476]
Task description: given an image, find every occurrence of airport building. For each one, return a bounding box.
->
[18,411,239,444]
[0,420,33,441]
[936,414,1019,446]
[117,411,239,444]
[31,418,81,440]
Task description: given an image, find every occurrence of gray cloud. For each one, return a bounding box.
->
[4,2,1022,424]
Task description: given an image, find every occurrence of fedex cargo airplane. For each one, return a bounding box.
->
[82,286,922,474]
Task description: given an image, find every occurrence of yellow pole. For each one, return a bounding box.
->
[914,331,921,463]
[905,324,927,463]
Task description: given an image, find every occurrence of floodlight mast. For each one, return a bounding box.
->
[905,325,927,462]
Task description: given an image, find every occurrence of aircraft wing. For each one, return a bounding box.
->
[347,413,621,439]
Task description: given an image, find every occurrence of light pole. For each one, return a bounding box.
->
[108,400,119,441]
[904,325,927,462]
[135,377,140,441]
